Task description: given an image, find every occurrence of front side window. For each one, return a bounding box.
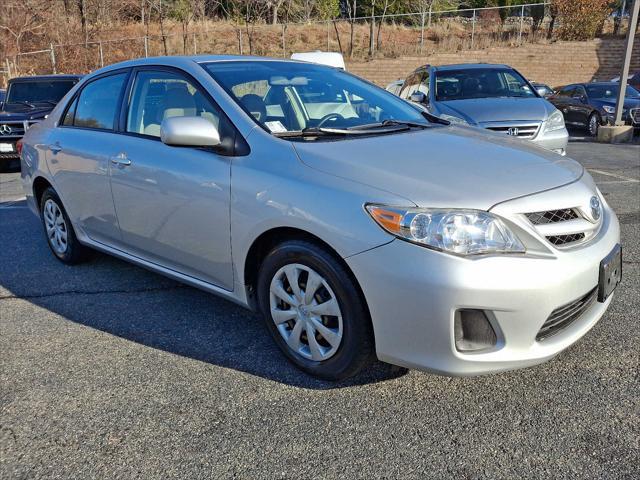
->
[434,68,537,101]
[126,70,226,138]
[73,73,127,130]
[203,61,426,135]
[6,80,77,106]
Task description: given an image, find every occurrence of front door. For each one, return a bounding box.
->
[109,68,234,290]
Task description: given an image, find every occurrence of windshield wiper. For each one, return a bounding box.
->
[11,101,36,109]
[273,126,405,138]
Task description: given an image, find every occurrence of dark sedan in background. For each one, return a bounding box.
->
[548,82,640,136]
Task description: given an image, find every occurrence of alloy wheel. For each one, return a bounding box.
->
[43,199,68,254]
[269,263,343,361]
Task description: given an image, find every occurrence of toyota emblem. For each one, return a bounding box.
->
[590,196,601,221]
[507,127,519,136]
[0,124,12,135]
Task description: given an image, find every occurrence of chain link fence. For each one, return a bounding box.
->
[1,2,628,82]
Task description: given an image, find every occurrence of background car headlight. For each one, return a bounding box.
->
[366,205,525,255]
[439,114,469,125]
[544,110,566,132]
[602,105,615,114]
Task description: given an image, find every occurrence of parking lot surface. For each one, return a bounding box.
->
[1,139,639,479]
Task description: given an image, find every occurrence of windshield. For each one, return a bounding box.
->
[6,80,76,105]
[585,84,640,99]
[435,68,537,101]
[202,61,426,135]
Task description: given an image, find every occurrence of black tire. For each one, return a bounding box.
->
[257,240,374,381]
[587,112,600,137]
[40,187,90,264]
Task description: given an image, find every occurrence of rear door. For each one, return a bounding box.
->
[108,67,234,289]
[46,70,130,245]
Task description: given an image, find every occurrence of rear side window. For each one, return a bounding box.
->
[74,73,127,130]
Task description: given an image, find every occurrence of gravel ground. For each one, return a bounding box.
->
[1,139,639,479]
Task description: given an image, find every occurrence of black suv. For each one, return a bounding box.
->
[0,75,82,166]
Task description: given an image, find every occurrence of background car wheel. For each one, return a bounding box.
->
[40,187,90,264]
[588,112,601,136]
[257,240,374,381]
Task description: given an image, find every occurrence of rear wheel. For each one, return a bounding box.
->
[40,187,90,264]
[588,112,600,136]
[257,240,374,381]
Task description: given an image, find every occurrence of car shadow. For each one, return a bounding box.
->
[0,202,407,390]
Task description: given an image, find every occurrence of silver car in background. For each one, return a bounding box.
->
[20,56,620,381]
[398,63,569,155]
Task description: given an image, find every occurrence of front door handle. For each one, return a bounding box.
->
[110,153,132,167]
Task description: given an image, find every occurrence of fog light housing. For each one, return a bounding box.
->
[454,309,497,352]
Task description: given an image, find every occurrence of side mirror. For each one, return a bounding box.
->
[572,94,586,103]
[409,91,427,104]
[160,116,221,147]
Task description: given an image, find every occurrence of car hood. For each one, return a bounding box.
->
[436,97,554,125]
[0,106,51,121]
[292,126,583,210]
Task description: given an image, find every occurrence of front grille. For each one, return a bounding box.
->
[536,287,598,341]
[630,108,640,125]
[0,121,26,138]
[526,208,579,225]
[546,233,585,245]
[485,124,540,139]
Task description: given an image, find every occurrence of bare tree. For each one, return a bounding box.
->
[267,0,286,24]
[346,0,357,57]
[0,1,45,59]
[376,0,395,51]
[147,0,169,55]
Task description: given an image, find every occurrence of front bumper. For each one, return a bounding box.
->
[532,127,569,155]
[346,202,620,376]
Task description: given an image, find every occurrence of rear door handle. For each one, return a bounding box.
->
[49,142,62,154]
[110,153,132,167]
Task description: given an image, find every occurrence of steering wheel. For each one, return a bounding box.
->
[316,113,345,128]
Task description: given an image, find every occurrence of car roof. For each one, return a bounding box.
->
[84,55,333,79]
[8,74,83,83]
[432,63,511,71]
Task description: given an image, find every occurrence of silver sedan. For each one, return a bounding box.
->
[20,56,621,380]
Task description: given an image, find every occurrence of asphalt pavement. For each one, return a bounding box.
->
[1,139,639,479]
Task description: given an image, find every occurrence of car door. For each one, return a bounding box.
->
[46,70,130,245]
[572,85,592,126]
[552,85,578,125]
[108,67,234,290]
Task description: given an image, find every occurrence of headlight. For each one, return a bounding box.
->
[440,114,468,125]
[366,205,525,255]
[544,110,565,132]
[602,105,615,114]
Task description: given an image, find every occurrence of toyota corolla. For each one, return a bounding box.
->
[20,56,621,380]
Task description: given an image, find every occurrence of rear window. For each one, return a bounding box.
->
[7,80,77,105]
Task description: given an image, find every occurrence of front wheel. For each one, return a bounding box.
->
[587,112,601,136]
[257,240,374,381]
